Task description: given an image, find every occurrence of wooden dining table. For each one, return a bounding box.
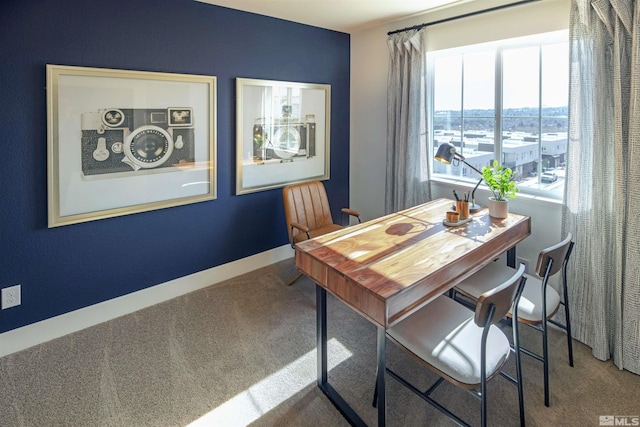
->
[294,198,531,426]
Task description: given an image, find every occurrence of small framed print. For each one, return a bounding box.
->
[236,78,330,195]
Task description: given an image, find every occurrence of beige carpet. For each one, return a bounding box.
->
[0,258,638,426]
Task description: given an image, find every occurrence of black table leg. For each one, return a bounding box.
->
[507,246,517,268]
[317,285,328,386]
[376,327,386,427]
[316,285,368,426]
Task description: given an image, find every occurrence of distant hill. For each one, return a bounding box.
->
[434,107,568,134]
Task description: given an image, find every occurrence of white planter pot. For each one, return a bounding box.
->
[488,197,509,219]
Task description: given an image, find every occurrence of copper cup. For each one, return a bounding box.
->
[446,211,460,223]
[456,201,470,220]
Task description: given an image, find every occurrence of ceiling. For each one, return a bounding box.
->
[195,0,478,33]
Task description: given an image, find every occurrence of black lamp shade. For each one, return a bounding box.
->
[435,142,457,164]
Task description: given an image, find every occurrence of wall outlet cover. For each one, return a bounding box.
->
[1,285,21,309]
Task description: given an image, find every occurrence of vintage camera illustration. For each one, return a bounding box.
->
[252,105,316,162]
[80,107,195,176]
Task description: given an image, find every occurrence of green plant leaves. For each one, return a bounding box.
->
[481,160,519,201]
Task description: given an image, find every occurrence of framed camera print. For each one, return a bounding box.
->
[46,64,217,227]
[235,78,330,195]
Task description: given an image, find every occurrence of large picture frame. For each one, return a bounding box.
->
[236,78,330,195]
[46,64,217,227]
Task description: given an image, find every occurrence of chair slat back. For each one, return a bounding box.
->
[283,181,334,242]
[534,233,573,278]
[475,264,526,327]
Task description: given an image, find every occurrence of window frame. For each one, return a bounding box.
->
[427,30,569,200]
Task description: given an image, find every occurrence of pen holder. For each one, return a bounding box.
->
[456,201,470,220]
[446,211,460,223]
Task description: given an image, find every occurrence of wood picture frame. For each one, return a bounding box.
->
[46,64,217,227]
[235,78,330,195]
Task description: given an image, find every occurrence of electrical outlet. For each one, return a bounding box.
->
[1,285,21,309]
[517,257,530,274]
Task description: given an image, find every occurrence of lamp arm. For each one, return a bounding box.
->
[457,156,483,208]
[459,158,483,175]
[471,177,482,208]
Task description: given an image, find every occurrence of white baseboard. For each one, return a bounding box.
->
[0,245,294,358]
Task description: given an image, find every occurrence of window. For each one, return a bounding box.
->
[428,31,569,199]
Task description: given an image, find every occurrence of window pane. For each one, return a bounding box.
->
[433,55,462,178]
[542,43,569,109]
[539,42,568,193]
[463,50,495,111]
[434,54,461,132]
[503,46,540,114]
[433,52,496,181]
[457,50,494,180]
[502,45,541,191]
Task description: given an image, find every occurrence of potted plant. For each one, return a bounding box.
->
[481,160,518,218]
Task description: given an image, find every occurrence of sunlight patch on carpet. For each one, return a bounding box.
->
[187,338,352,426]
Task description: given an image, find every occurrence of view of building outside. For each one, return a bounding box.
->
[429,32,569,199]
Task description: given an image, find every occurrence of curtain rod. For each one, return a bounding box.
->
[388,0,541,35]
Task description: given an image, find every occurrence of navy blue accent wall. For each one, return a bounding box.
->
[0,0,350,333]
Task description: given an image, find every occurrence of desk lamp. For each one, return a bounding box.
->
[434,141,482,211]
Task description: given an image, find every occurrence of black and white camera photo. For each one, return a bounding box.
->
[252,105,316,162]
[80,107,195,177]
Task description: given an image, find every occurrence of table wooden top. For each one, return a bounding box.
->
[295,198,531,328]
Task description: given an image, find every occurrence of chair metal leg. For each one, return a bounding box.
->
[481,377,487,427]
[564,243,575,367]
[286,272,303,286]
[542,316,550,407]
[372,367,378,407]
[480,306,494,427]
[540,263,552,407]
[513,319,526,426]
[562,279,574,367]
[424,377,445,396]
[386,368,471,427]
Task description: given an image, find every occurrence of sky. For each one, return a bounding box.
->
[433,39,569,111]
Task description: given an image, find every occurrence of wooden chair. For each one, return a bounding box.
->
[282,181,360,285]
[454,234,575,407]
[380,264,527,427]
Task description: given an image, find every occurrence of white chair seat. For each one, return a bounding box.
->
[455,262,561,323]
[387,295,511,385]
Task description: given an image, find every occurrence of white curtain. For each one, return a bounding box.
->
[385,29,431,214]
[563,0,640,374]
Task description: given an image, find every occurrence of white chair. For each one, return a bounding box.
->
[380,264,527,427]
[454,234,574,407]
